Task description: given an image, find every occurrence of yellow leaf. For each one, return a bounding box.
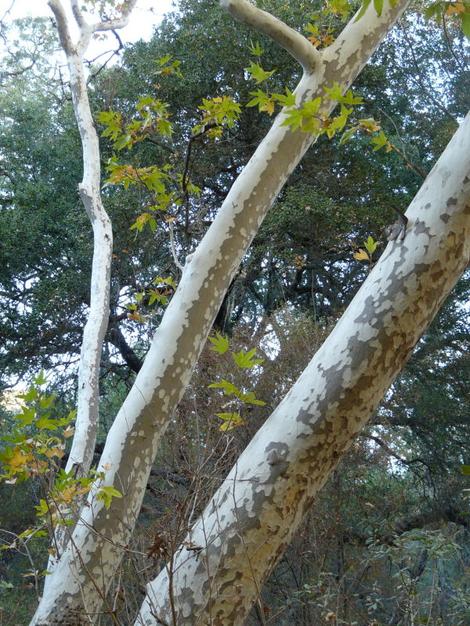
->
[353,249,370,262]
[9,448,33,471]
[446,2,465,15]
[63,426,75,439]
[44,447,65,459]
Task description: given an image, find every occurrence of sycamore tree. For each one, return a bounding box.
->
[1,0,469,624]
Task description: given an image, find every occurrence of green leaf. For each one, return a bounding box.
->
[272,88,296,108]
[239,391,266,406]
[364,235,378,255]
[215,412,245,431]
[246,89,275,115]
[341,90,363,106]
[35,499,50,517]
[249,40,264,57]
[39,394,55,409]
[461,465,470,476]
[245,61,276,84]
[232,348,264,369]
[462,13,470,38]
[157,54,172,66]
[371,130,388,151]
[36,415,58,430]
[16,406,36,426]
[373,0,384,17]
[208,379,241,397]
[355,0,372,21]
[339,126,359,145]
[208,332,229,354]
[20,387,37,402]
[97,486,123,510]
[324,82,344,101]
[34,371,48,386]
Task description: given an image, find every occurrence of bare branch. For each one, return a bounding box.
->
[220,0,320,74]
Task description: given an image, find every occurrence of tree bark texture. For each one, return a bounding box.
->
[137,109,470,626]
[34,1,470,624]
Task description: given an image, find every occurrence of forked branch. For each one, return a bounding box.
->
[220,0,320,73]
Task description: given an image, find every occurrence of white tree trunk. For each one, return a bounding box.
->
[136,109,470,626]
[43,0,137,582]
[48,0,114,482]
[34,1,470,624]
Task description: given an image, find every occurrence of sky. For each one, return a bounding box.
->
[2,0,175,53]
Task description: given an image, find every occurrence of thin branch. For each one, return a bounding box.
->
[168,221,184,272]
[400,23,457,122]
[92,0,139,33]
[220,0,319,74]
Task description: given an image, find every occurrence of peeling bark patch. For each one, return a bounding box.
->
[413,219,432,236]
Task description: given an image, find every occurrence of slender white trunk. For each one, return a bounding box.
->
[42,0,136,587]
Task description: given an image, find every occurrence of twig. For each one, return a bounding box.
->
[168,221,184,272]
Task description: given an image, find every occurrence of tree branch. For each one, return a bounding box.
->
[91,0,139,33]
[220,0,320,74]
[48,0,74,55]
[70,0,87,30]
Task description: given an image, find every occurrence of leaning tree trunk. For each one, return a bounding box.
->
[34,1,468,624]
[136,108,470,626]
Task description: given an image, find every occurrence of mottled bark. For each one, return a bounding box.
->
[137,111,470,626]
[31,0,442,624]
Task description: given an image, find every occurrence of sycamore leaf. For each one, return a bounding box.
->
[216,412,245,431]
[353,249,370,262]
[35,499,50,517]
[374,0,384,16]
[355,0,372,20]
[97,486,123,510]
[63,426,75,439]
[239,391,266,406]
[462,12,470,38]
[245,61,276,84]
[341,89,363,106]
[20,388,37,402]
[246,90,275,115]
[371,131,389,151]
[339,126,359,145]
[39,394,55,409]
[249,40,264,57]
[36,416,59,430]
[232,348,264,369]
[272,88,296,108]
[324,82,343,101]
[16,407,36,426]
[359,117,381,133]
[34,371,47,386]
[208,332,229,354]
[208,379,241,397]
[364,235,378,255]
[9,447,33,471]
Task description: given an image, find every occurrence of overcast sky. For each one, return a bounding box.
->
[2,0,175,51]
